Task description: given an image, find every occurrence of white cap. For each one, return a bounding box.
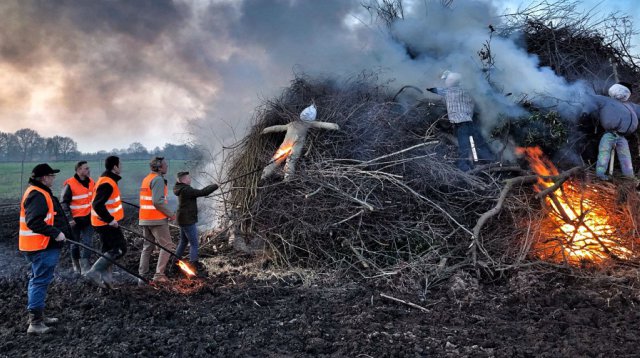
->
[300,104,317,122]
[442,70,462,87]
[608,84,631,101]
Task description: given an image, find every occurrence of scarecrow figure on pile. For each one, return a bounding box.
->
[427,70,494,171]
[582,83,640,180]
[260,104,339,181]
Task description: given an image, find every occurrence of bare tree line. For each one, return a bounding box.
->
[0,128,200,162]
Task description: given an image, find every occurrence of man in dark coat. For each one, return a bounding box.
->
[19,163,70,334]
[173,171,218,274]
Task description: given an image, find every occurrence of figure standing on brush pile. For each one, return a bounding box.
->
[138,156,176,284]
[172,171,218,276]
[84,156,126,289]
[260,104,340,181]
[427,71,494,171]
[61,160,95,275]
[582,83,640,180]
[19,163,68,334]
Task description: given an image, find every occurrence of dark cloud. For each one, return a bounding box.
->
[0,0,600,154]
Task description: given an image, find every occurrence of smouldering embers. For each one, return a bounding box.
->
[517,147,633,265]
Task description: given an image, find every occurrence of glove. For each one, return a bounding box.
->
[426,88,437,93]
[210,184,219,192]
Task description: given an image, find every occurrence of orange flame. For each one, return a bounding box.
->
[517,146,631,264]
[177,260,196,277]
[273,143,293,161]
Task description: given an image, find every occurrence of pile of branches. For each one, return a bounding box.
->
[501,0,640,92]
[220,74,538,282]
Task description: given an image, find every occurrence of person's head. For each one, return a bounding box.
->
[149,156,168,175]
[31,163,60,188]
[176,171,191,185]
[105,155,121,175]
[441,70,462,88]
[75,160,90,178]
[299,104,317,122]
[608,83,631,101]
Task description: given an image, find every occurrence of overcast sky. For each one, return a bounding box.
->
[0,0,637,153]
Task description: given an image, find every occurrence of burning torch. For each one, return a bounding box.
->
[116,222,197,278]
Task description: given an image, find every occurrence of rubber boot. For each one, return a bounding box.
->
[102,265,114,289]
[71,257,81,274]
[193,261,207,277]
[27,310,52,334]
[79,258,91,275]
[83,257,110,288]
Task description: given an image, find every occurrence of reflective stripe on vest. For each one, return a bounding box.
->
[90,176,123,226]
[63,177,95,218]
[19,186,55,252]
[139,173,168,221]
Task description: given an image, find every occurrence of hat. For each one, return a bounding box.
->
[300,104,317,122]
[31,163,60,178]
[442,71,462,87]
[176,171,189,179]
[608,83,631,101]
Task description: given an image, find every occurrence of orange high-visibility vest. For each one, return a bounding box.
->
[139,173,168,221]
[63,176,95,218]
[19,186,55,252]
[91,176,123,226]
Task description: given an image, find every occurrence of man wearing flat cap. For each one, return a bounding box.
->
[19,163,70,334]
[172,171,218,275]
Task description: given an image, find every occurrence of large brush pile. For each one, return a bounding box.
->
[220,74,533,281]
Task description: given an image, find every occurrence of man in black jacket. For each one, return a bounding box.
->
[19,163,70,334]
[84,156,126,288]
[173,171,218,275]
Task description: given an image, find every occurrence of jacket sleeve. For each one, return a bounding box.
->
[60,183,73,220]
[24,191,61,238]
[262,125,289,134]
[92,183,114,223]
[151,176,174,217]
[310,121,340,130]
[181,184,219,199]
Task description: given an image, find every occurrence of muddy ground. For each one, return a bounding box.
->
[2,202,640,357]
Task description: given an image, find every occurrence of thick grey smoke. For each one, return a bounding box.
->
[0,0,594,155]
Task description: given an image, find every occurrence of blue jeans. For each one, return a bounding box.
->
[70,223,94,259]
[596,132,634,178]
[455,121,494,171]
[23,249,60,312]
[175,224,199,262]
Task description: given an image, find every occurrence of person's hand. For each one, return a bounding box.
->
[169,214,177,221]
[108,220,119,228]
[211,184,219,191]
[55,232,66,242]
[69,219,76,228]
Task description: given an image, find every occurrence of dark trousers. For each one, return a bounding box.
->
[454,121,494,171]
[95,225,127,259]
[70,221,94,260]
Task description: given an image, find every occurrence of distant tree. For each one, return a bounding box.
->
[127,142,148,158]
[58,136,78,160]
[14,128,43,162]
[45,136,62,160]
[0,131,9,161]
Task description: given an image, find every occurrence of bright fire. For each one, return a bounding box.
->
[177,260,196,277]
[273,143,293,161]
[516,147,632,265]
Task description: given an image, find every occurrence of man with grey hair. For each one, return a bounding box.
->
[138,156,176,283]
[427,71,494,171]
